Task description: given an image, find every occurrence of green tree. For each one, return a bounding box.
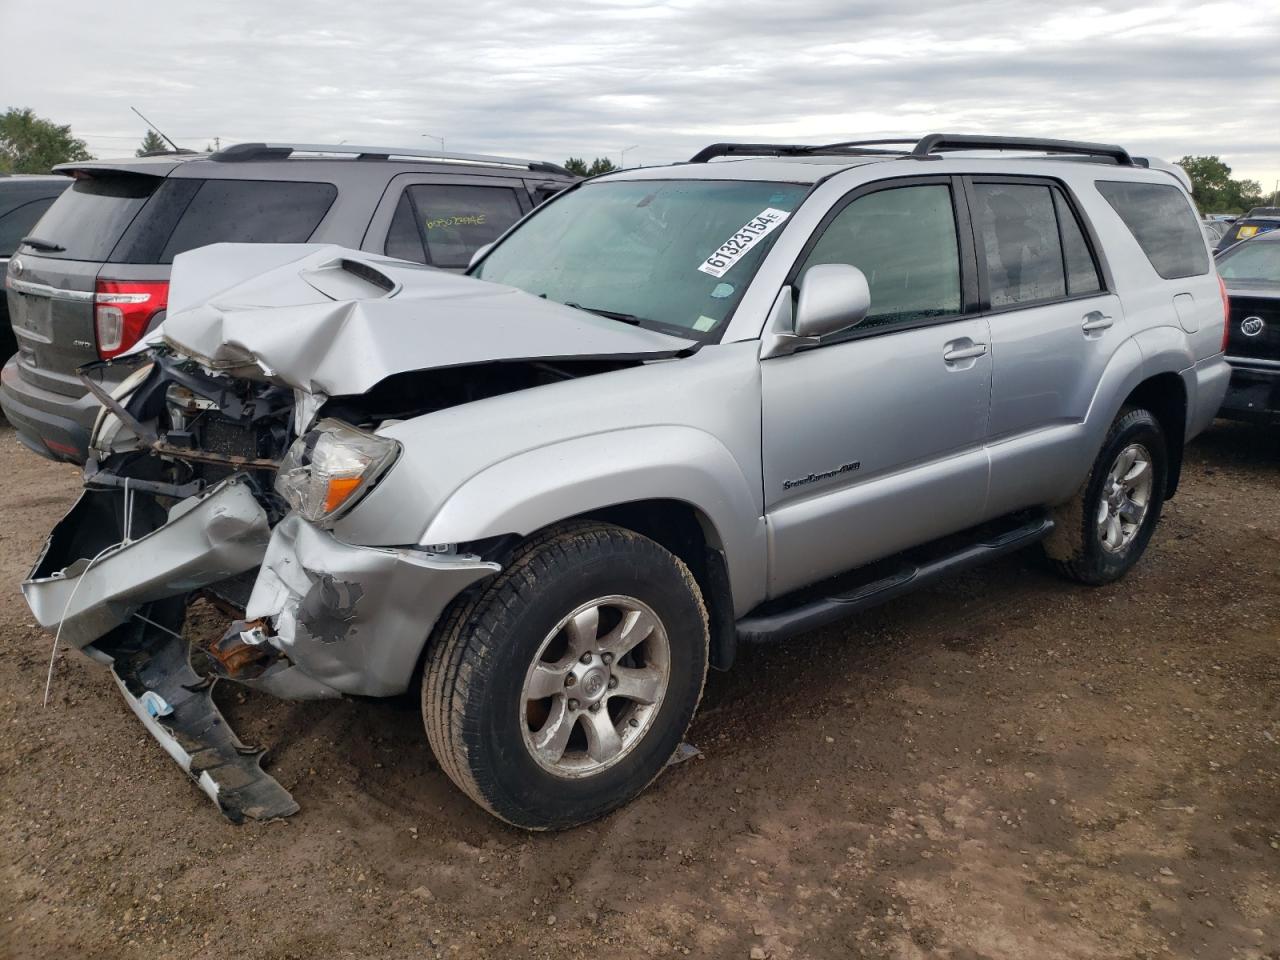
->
[564,156,618,177]
[1178,155,1266,214]
[0,107,92,173]
[136,129,169,156]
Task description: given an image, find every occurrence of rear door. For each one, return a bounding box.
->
[6,172,163,397]
[364,173,531,269]
[967,177,1123,511]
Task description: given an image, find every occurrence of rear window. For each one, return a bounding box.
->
[0,197,60,257]
[19,175,158,261]
[1095,180,1209,279]
[111,178,337,264]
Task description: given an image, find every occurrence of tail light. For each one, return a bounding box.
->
[94,279,169,360]
[1217,275,1230,353]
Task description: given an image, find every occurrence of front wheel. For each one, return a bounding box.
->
[1044,406,1168,585]
[423,522,708,830]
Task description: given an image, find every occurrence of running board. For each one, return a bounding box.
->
[737,513,1055,644]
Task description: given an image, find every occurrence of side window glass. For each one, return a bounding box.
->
[407,184,523,268]
[383,192,427,263]
[1095,180,1209,279]
[159,180,337,264]
[800,184,962,330]
[973,183,1066,307]
[0,197,58,256]
[1053,189,1102,296]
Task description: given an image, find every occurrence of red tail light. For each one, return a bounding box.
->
[94,279,169,360]
[1217,275,1230,353]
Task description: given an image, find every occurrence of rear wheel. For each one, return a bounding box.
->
[423,522,708,830]
[1044,406,1167,585]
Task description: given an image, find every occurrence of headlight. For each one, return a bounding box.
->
[275,419,400,525]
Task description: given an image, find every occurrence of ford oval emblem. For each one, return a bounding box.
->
[1241,316,1266,337]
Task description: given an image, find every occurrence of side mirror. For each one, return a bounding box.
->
[468,243,494,270]
[794,263,871,340]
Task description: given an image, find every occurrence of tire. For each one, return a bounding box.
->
[423,521,708,830]
[1043,406,1168,585]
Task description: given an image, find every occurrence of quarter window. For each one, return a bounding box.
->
[800,184,963,330]
[1053,190,1102,296]
[1095,180,1209,280]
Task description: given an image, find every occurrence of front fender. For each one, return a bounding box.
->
[420,425,768,616]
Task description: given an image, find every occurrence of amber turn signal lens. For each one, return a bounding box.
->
[323,476,363,514]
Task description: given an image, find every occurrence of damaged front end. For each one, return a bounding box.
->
[24,347,495,822]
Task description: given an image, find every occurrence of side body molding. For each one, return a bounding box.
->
[420,426,769,617]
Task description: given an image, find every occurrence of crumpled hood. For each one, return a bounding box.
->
[148,243,697,396]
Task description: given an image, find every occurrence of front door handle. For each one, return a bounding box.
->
[942,341,988,363]
[1082,311,1114,332]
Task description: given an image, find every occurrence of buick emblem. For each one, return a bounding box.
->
[1241,316,1265,337]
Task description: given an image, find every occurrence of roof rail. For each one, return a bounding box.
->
[911,134,1133,166]
[689,134,1134,167]
[208,142,575,177]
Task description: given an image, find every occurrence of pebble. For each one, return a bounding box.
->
[750,948,767,960]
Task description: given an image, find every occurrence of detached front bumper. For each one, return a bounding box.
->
[240,515,500,699]
[23,477,271,649]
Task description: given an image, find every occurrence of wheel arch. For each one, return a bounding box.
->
[1121,371,1187,497]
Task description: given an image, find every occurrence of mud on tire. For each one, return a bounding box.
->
[422,521,708,830]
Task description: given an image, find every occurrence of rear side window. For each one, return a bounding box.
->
[1053,191,1102,296]
[800,183,962,329]
[408,184,524,268]
[972,183,1066,307]
[1096,180,1209,279]
[158,180,336,263]
[110,178,337,264]
[0,197,59,257]
[383,193,427,264]
[19,175,159,260]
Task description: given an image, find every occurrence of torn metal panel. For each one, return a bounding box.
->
[23,478,270,650]
[98,604,298,823]
[242,514,499,697]
[149,244,695,397]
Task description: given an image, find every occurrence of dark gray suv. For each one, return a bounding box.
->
[1,143,575,461]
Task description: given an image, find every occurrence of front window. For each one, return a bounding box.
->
[472,179,809,339]
[1217,238,1280,283]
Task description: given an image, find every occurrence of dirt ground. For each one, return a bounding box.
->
[1,419,1277,960]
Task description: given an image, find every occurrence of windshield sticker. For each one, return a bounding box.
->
[698,208,791,278]
[710,282,735,299]
[693,314,718,332]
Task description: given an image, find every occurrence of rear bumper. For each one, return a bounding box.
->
[1218,358,1280,424]
[1183,354,1233,440]
[0,354,98,462]
[241,516,500,698]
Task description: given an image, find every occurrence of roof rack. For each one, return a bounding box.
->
[689,133,1133,167]
[208,142,574,177]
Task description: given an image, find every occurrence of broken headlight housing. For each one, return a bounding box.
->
[275,419,400,526]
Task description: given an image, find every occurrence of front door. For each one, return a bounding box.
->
[762,179,992,597]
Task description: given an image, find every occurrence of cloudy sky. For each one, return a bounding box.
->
[3,0,1277,189]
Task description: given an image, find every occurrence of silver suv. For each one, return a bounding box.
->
[24,134,1229,829]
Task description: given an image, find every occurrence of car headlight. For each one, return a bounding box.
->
[275,418,400,525]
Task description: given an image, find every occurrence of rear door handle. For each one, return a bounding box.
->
[942,342,988,362]
[1082,311,1114,332]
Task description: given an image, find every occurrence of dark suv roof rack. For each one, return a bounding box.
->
[689,133,1134,167]
[208,142,574,177]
